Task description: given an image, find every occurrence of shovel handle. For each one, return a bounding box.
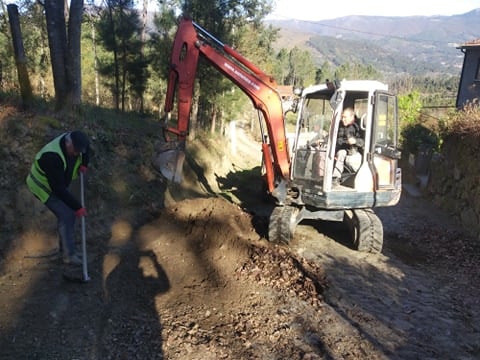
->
[80,172,90,282]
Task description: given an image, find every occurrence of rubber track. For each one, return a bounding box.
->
[354,209,383,253]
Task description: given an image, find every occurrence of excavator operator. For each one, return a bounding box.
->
[333,107,364,184]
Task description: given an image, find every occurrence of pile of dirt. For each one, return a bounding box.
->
[0,193,334,359]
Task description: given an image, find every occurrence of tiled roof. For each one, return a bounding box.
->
[458,39,480,48]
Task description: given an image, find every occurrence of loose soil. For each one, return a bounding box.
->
[0,112,479,359]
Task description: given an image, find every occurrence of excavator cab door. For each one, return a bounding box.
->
[370,92,402,197]
[290,84,336,181]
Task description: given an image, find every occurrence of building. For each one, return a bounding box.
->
[457,39,480,108]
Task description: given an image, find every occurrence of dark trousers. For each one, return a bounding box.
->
[45,195,77,256]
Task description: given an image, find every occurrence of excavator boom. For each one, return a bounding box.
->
[158,17,290,197]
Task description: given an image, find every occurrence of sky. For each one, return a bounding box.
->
[269,0,480,21]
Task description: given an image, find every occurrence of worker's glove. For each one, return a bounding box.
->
[75,207,87,218]
[79,165,88,174]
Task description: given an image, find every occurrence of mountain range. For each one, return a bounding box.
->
[266,9,480,77]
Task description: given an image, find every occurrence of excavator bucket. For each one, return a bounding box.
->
[152,141,185,183]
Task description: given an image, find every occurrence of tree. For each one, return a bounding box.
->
[273,48,289,85]
[316,61,333,84]
[147,0,179,113]
[97,0,148,111]
[334,62,382,81]
[398,90,422,126]
[68,0,83,107]
[286,46,316,87]
[43,0,84,111]
[6,4,33,106]
[0,0,13,90]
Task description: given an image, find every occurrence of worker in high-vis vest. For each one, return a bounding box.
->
[26,131,90,265]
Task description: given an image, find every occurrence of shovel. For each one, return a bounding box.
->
[63,171,90,283]
[80,171,90,282]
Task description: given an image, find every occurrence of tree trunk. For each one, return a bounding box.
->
[44,0,83,111]
[106,2,120,110]
[220,110,225,136]
[7,4,33,107]
[210,106,216,134]
[44,0,69,110]
[92,24,100,106]
[189,85,199,140]
[138,0,148,112]
[121,46,127,112]
[67,0,84,108]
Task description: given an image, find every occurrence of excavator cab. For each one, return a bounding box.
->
[268,80,401,252]
[290,80,401,202]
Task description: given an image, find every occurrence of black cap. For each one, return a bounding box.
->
[70,131,89,153]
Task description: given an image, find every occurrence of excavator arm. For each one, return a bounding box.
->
[158,17,290,200]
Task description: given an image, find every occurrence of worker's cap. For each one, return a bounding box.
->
[70,131,89,153]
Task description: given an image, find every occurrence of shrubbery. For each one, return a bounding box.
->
[442,101,480,136]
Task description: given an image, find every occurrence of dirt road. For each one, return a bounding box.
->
[292,192,480,359]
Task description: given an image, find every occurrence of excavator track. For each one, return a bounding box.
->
[268,206,300,244]
[350,209,383,253]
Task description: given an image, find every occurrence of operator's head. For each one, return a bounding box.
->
[65,131,89,157]
[341,108,356,126]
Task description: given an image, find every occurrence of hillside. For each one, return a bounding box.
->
[267,9,480,77]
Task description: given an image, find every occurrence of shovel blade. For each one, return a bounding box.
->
[153,149,185,183]
[63,266,90,283]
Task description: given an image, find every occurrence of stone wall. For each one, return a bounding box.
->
[426,133,480,239]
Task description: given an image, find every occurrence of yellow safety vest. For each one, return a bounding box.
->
[26,133,82,203]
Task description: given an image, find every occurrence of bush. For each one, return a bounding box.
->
[401,123,439,155]
[443,101,480,137]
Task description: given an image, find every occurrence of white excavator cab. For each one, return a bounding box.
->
[268,80,401,252]
[291,80,401,203]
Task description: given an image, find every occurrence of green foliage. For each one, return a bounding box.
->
[391,75,458,107]
[398,91,422,126]
[316,61,333,84]
[235,23,279,74]
[0,4,14,90]
[37,115,62,128]
[160,0,281,133]
[398,90,440,154]
[304,33,453,78]
[273,48,289,84]
[334,63,383,82]
[400,123,439,154]
[286,46,316,87]
[271,46,317,87]
[96,0,148,111]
